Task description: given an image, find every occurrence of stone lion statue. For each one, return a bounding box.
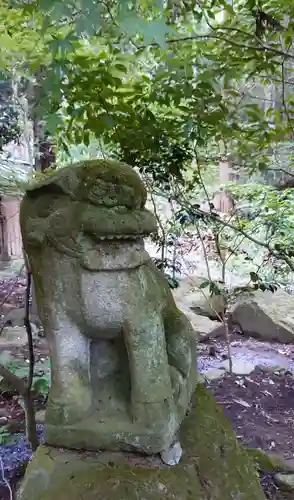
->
[20,159,197,457]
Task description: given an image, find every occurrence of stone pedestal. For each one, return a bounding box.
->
[17,386,266,500]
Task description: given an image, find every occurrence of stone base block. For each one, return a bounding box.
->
[17,386,266,500]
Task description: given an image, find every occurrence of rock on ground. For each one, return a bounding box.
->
[231,289,294,343]
[221,359,256,376]
[3,307,40,329]
[203,368,226,381]
[274,473,294,492]
[0,325,39,349]
[17,386,266,500]
[173,276,226,320]
[175,302,224,341]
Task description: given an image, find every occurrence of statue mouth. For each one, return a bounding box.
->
[80,233,151,270]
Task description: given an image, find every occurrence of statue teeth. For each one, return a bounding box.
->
[95,234,146,241]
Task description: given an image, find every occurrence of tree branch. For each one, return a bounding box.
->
[0,456,14,500]
[138,33,294,62]
[180,198,294,272]
[267,168,294,179]
[24,270,34,391]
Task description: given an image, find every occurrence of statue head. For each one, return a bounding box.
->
[26,159,149,210]
[21,159,158,270]
[22,158,158,241]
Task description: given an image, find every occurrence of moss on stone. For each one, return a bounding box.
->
[247,448,294,474]
[25,159,147,209]
[17,386,266,500]
[20,159,158,253]
[247,448,280,472]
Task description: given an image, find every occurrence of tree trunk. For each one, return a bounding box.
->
[27,67,56,321]
[28,67,56,173]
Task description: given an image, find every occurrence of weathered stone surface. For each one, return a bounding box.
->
[173,276,226,320]
[3,306,25,327]
[17,387,266,500]
[274,473,294,492]
[179,290,225,320]
[3,305,40,329]
[20,159,197,455]
[256,364,284,374]
[35,410,46,424]
[231,289,294,343]
[221,359,255,376]
[0,326,36,347]
[175,302,224,341]
[0,408,9,418]
[0,416,8,426]
[204,368,226,381]
[247,448,294,473]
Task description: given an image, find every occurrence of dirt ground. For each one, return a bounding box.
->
[204,368,294,499]
[206,368,294,459]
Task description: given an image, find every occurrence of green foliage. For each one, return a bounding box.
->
[0,425,15,445]
[2,0,294,175]
[164,275,179,289]
[229,182,294,277]
[1,0,294,289]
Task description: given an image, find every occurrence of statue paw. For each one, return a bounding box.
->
[131,399,173,428]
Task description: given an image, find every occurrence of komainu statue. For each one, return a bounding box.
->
[20,159,197,456]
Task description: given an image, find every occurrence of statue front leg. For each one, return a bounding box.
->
[162,306,197,425]
[164,308,197,380]
[159,307,197,465]
[123,314,175,429]
[45,321,92,430]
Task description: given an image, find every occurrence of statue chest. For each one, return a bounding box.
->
[78,269,144,338]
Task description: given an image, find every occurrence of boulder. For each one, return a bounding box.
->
[35,410,46,424]
[173,276,226,320]
[0,408,9,418]
[274,473,294,492]
[231,289,294,343]
[0,326,29,347]
[181,290,225,320]
[176,302,224,341]
[247,448,294,473]
[4,307,25,327]
[0,325,39,348]
[0,416,8,426]
[3,306,40,329]
[221,359,255,376]
[17,386,266,500]
[203,368,226,381]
